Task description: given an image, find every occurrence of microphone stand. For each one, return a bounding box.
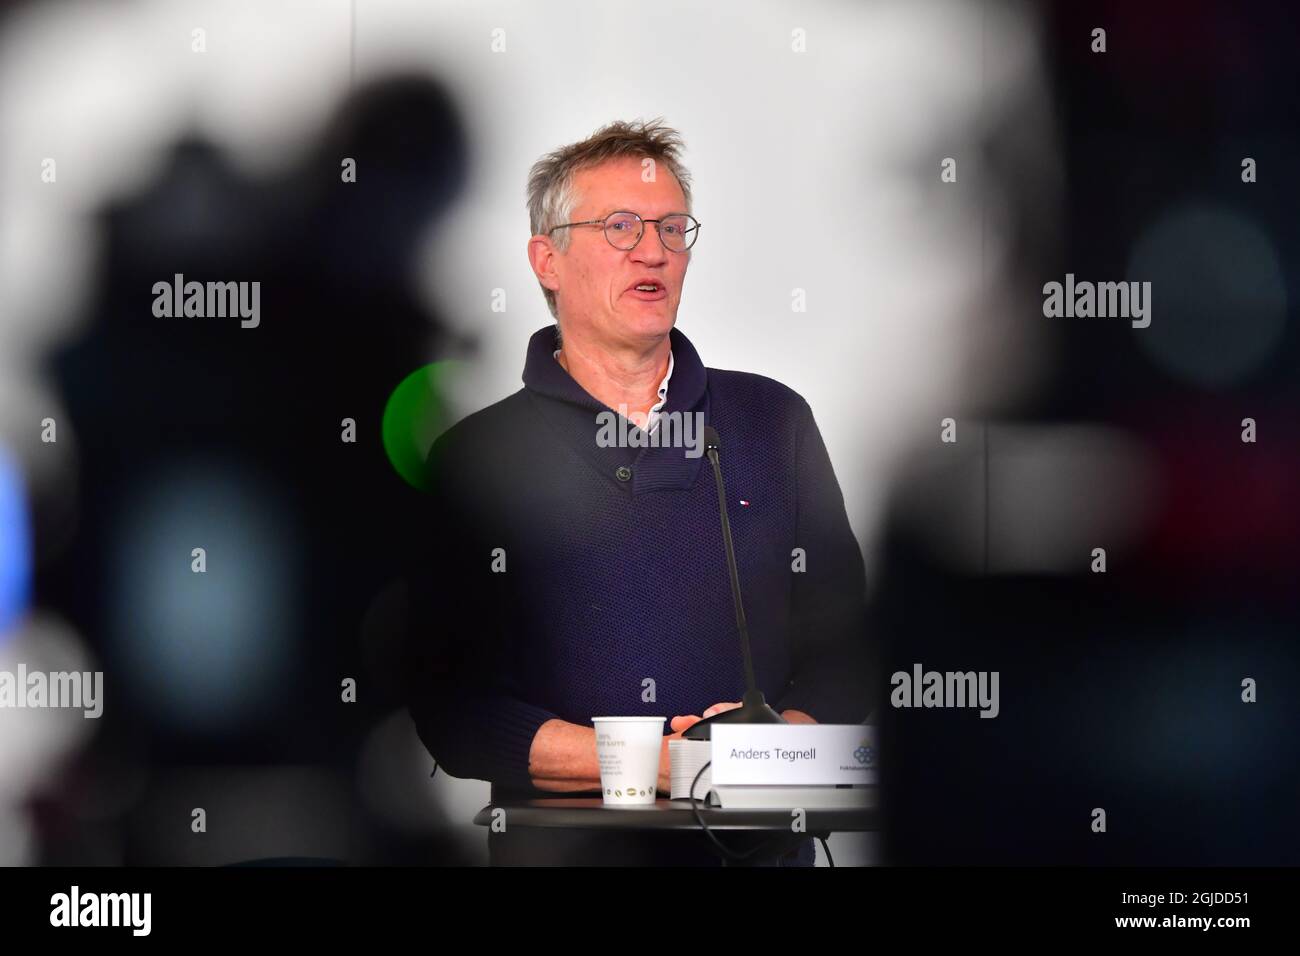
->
[683,427,786,741]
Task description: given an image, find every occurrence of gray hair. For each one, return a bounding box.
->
[527,118,693,321]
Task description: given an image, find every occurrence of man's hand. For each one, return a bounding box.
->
[529,711,816,798]
[662,704,819,793]
[670,702,819,734]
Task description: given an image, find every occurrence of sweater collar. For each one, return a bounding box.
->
[521,324,710,493]
[523,324,707,414]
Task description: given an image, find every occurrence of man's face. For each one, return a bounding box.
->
[539,156,691,348]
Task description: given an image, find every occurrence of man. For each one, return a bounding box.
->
[404,118,873,865]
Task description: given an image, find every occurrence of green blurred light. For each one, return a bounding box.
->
[382,362,452,491]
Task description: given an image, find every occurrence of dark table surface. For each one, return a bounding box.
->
[473,792,880,832]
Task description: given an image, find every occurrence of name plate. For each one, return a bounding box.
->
[710,724,878,786]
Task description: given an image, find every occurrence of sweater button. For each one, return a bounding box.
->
[615,465,633,482]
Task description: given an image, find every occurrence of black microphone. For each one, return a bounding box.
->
[683,426,786,740]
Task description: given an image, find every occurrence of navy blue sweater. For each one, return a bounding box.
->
[404,324,873,800]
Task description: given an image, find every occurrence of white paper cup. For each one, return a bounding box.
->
[668,738,713,801]
[592,717,665,806]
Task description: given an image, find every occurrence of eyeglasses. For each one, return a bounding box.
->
[548,211,701,252]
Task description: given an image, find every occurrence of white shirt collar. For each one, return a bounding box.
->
[554,348,674,432]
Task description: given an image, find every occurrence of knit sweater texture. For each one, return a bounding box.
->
[404,324,873,807]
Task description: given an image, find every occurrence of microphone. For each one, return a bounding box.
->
[683,426,786,740]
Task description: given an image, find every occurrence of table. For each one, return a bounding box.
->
[472,792,880,866]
